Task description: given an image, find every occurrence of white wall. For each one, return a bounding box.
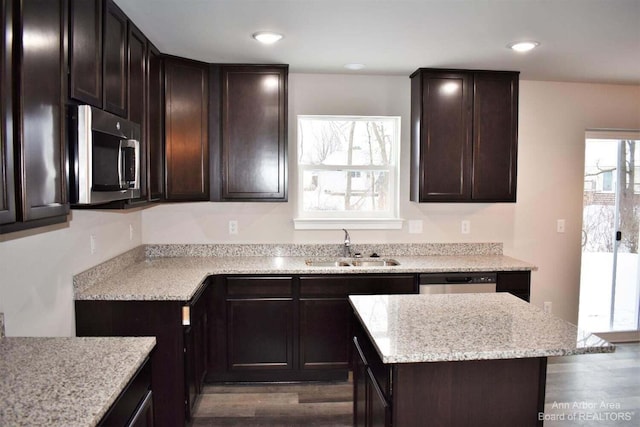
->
[0,210,142,336]
[143,74,640,324]
[1,74,638,336]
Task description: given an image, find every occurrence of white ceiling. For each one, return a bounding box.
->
[115,0,640,84]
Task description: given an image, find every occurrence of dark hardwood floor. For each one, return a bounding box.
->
[192,343,639,426]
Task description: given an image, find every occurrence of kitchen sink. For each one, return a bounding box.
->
[305,258,400,267]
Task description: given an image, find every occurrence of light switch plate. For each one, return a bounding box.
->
[557,219,565,233]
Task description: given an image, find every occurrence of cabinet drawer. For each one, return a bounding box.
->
[226,277,293,297]
[300,275,416,297]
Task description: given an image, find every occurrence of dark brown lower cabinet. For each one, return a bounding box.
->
[227,299,294,370]
[208,274,417,383]
[76,284,209,427]
[497,270,531,302]
[99,358,153,426]
[299,298,351,370]
[353,315,546,427]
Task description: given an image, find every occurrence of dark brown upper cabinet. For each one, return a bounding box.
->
[220,65,288,201]
[68,0,102,107]
[127,22,147,201]
[0,0,15,226]
[102,0,128,117]
[410,68,519,203]
[146,43,164,201]
[164,58,209,201]
[1,0,70,234]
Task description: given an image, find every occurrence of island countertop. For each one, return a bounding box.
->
[74,253,535,301]
[349,293,614,364]
[0,336,155,426]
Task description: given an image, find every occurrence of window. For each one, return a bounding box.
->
[294,115,401,229]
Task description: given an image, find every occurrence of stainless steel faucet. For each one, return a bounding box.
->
[342,228,351,258]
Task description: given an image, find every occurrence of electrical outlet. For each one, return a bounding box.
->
[543,301,552,314]
[90,234,97,255]
[408,220,423,234]
[129,224,134,241]
[228,220,238,235]
[557,219,566,233]
[461,220,471,234]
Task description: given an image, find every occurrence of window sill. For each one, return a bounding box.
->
[293,218,404,230]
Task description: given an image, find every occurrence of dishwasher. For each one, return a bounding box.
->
[419,272,497,294]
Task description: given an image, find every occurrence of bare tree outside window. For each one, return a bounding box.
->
[297,116,400,218]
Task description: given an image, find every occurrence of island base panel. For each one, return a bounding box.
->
[393,357,546,427]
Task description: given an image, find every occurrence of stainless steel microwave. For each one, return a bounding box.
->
[68,105,141,205]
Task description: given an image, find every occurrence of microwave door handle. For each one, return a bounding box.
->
[117,140,124,189]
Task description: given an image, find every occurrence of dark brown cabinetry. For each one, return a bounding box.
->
[68,0,131,119]
[225,277,294,371]
[497,270,531,302]
[164,58,209,201]
[0,0,14,226]
[410,68,519,202]
[220,65,288,201]
[69,0,102,107]
[98,358,154,426]
[299,275,416,372]
[208,274,416,382]
[76,285,210,427]
[146,44,164,201]
[1,0,70,234]
[102,0,128,117]
[127,23,147,201]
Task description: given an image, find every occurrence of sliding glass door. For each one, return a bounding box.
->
[579,131,640,333]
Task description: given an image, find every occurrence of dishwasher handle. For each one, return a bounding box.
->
[445,276,473,283]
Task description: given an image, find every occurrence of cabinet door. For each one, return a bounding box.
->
[299,298,351,370]
[227,298,293,370]
[16,0,69,222]
[103,0,127,117]
[472,72,519,202]
[164,59,209,200]
[411,70,472,202]
[367,368,391,427]
[221,65,287,201]
[353,337,368,427]
[128,23,147,200]
[146,44,164,201]
[0,0,14,225]
[69,0,102,106]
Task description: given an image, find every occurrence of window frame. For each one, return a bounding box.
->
[294,115,403,230]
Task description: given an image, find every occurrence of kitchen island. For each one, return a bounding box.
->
[349,293,613,427]
[0,336,155,426]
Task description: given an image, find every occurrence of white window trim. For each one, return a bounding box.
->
[294,115,402,230]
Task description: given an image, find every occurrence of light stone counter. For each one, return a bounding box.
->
[349,293,613,364]
[0,336,155,426]
[74,253,536,301]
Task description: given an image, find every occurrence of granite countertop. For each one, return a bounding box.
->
[349,293,614,364]
[0,336,155,427]
[74,254,536,301]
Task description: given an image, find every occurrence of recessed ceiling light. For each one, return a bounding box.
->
[507,41,540,53]
[344,63,365,70]
[252,31,284,44]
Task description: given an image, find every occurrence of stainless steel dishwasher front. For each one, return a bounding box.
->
[419,272,497,294]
